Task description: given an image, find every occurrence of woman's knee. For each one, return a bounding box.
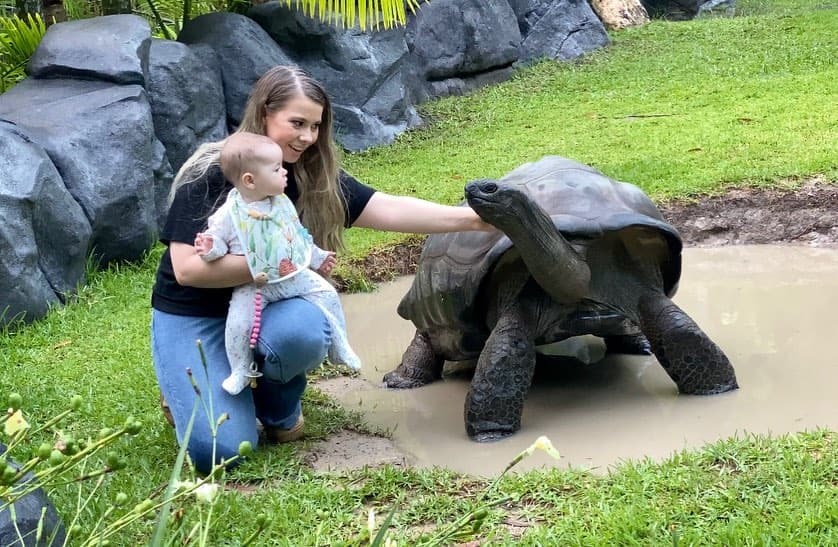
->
[255,298,329,380]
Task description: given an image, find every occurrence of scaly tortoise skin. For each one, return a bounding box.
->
[384,156,738,441]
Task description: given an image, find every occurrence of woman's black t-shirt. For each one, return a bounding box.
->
[151,165,376,317]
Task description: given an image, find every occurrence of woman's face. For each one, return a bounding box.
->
[264,94,323,164]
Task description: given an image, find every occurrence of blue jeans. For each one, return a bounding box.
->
[151,298,330,474]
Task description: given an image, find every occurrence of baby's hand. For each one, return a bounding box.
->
[317,253,337,276]
[194,233,213,256]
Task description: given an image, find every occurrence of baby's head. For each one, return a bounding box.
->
[220,132,287,201]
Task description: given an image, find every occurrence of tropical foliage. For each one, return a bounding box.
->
[0,11,44,92]
[284,0,423,30]
[0,0,422,91]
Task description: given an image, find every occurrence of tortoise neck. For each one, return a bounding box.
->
[498,198,592,304]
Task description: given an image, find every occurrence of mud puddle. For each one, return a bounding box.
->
[326,245,838,476]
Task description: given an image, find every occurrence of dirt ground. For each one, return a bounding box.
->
[305,179,837,472]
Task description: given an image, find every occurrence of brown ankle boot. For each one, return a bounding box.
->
[264,415,305,443]
[160,395,175,428]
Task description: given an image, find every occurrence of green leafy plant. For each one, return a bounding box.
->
[0,343,262,546]
[279,0,424,30]
[60,0,100,21]
[0,12,45,93]
[135,0,426,39]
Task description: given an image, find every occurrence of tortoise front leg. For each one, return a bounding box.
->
[383,330,444,389]
[638,293,738,394]
[465,307,536,442]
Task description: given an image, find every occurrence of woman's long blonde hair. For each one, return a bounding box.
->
[170,66,346,251]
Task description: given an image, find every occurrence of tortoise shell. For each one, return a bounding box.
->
[398,156,683,360]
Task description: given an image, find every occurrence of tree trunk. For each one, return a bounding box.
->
[590,0,650,30]
[101,0,133,15]
[43,0,68,25]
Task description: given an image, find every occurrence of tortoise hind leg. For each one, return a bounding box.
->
[465,306,536,442]
[604,333,652,355]
[638,293,738,394]
[383,330,444,389]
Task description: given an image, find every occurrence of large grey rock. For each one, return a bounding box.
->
[640,0,735,20]
[249,3,420,151]
[0,443,66,546]
[0,122,90,325]
[424,67,516,98]
[0,79,160,264]
[151,137,175,233]
[147,39,227,173]
[178,12,295,128]
[510,0,610,64]
[27,14,151,86]
[404,0,521,100]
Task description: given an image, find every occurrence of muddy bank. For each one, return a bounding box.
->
[661,177,837,247]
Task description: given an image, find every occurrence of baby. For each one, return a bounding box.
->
[195,132,361,395]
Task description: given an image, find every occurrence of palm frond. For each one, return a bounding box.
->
[281,0,425,30]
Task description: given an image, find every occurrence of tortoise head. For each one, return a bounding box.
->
[466,178,592,303]
[465,178,532,232]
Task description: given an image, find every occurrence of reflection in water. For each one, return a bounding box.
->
[339,246,838,476]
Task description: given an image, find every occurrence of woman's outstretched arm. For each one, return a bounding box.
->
[352,192,493,233]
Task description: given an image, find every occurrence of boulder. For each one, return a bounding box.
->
[249,4,420,151]
[0,445,66,546]
[0,79,161,265]
[178,12,295,128]
[0,122,90,325]
[147,39,227,173]
[404,0,521,100]
[640,0,736,20]
[27,14,151,86]
[509,0,611,64]
[589,0,650,30]
[0,0,615,327]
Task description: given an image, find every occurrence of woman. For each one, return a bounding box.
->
[151,66,490,473]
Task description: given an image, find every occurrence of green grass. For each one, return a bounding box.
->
[2,1,837,544]
[342,0,837,254]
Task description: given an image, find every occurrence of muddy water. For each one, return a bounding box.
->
[338,245,838,476]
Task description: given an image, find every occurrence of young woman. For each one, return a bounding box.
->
[151,65,490,473]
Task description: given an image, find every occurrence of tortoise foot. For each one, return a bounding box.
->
[384,330,444,389]
[382,368,435,389]
[680,378,739,396]
[466,421,518,443]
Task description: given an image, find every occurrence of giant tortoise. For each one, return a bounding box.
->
[384,156,738,441]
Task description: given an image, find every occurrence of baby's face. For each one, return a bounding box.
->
[252,142,288,197]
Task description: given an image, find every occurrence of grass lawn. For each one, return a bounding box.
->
[1,0,836,544]
[341,0,836,256]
